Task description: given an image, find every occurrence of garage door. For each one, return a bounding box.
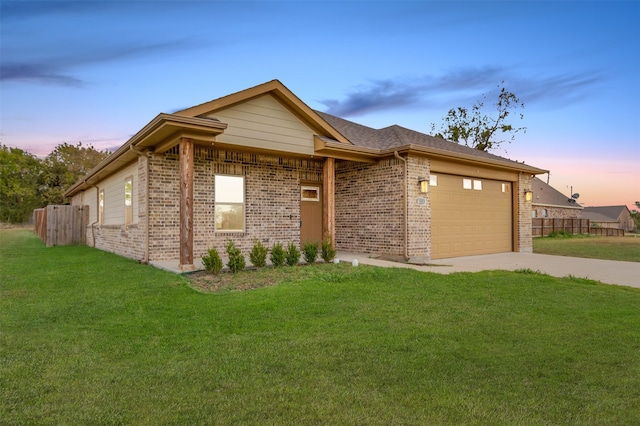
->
[430,174,512,259]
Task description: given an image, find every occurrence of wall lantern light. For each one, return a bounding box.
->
[418,177,429,193]
[524,190,533,201]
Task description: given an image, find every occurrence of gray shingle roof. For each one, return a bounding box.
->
[581,211,618,222]
[315,110,535,168]
[531,177,582,208]
[582,206,629,221]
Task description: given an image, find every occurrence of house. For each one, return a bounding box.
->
[65,80,547,271]
[530,177,582,219]
[582,206,635,231]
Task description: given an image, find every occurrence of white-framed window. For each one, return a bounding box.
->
[532,210,537,218]
[463,178,483,190]
[502,183,510,193]
[124,177,133,225]
[429,175,438,186]
[301,186,320,201]
[99,189,104,225]
[215,175,245,232]
[541,209,547,218]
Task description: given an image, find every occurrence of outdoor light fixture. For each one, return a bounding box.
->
[524,190,533,201]
[418,177,428,193]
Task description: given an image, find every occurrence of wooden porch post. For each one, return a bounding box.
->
[323,157,335,246]
[179,138,194,270]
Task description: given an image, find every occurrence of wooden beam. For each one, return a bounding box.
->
[323,157,335,246]
[179,138,194,270]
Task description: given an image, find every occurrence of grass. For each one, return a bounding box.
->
[2,229,640,425]
[534,234,640,262]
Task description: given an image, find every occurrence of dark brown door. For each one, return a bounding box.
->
[300,184,323,245]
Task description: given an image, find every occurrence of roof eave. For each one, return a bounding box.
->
[384,144,548,175]
[313,136,379,163]
[532,202,583,210]
[65,114,227,197]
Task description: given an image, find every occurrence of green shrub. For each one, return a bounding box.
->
[321,234,337,263]
[249,239,268,268]
[270,242,286,268]
[302,241,318,264]
[285,241,301,266]
[225,239,245,273]
[548,230,572,238]
[201,247,223,274]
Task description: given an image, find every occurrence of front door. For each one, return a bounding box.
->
[300,184,323,245]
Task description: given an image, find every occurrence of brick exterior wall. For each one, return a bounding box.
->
[73,146,535,265]
[518,173,533,253]
[335,156,406,256]
[84,155,147,261]
[406,155,431,260]
[147,147,323,262]
[532,206,581,219]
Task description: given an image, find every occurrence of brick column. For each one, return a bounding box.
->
[179,138,194,270]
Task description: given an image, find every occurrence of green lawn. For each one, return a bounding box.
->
[533,234,640,262]
[2,229,640,425]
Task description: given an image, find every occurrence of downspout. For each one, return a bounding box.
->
[90,183,99,247]
[394,151,409,260]
[129,144,150,263]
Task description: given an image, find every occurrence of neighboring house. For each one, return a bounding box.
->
[582,206,635,231]
[65,80,547,271]
[530,177,582,219]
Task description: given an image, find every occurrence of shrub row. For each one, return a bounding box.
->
[201,236,337,274]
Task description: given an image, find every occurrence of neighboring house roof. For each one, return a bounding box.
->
[580,211,617,222]
[582,205,630,222]
[66,79,546,197]
[531,176,582,210]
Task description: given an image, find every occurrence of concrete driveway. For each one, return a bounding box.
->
[336,252,640,289]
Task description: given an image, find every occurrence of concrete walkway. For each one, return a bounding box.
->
[152,252,639,289]
[336,252,640,289]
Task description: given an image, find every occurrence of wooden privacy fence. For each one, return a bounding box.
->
[532,218,625,237]
[34,205,89,247]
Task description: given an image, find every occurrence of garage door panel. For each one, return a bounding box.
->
[431,174,512,259]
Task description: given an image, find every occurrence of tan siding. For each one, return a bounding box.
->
[207,94,316,155]
[83,186,99,223]
[101,162,139,225]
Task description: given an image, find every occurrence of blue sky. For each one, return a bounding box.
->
[1,0,638,208]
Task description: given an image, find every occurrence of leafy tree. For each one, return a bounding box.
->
[41,142,109,205]
[431,82,526,152]
[0,145,44,223]
[631,201,640,231]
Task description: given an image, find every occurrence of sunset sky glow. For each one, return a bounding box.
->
[1,0,638,209]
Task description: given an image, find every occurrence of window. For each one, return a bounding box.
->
[215,175,245,232]
[502,183,510,193]
[532,210,537,218]
[429,175,438,186]
[463,178,482,190]
[99,189,104,224]
[541,209,547,218]
[124,177,133,225]
[301,186,319,201]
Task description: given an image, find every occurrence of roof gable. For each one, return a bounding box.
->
[531,177,582,209]
[582,205,630,221]
[201,94,319,156]
[174,80,351,145]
